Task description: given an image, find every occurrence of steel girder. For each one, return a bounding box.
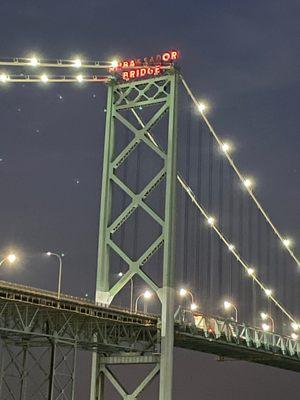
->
[93,71,178,399]
[0,299,158,353]
[0,295,158,400]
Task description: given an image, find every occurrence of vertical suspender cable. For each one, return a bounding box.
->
[183,109,192,284]
[218,157,224,299]
[248,197,254,324]
[195,121,203,297]
[207,134,213,307]
[238,190,244,315]
[195,121,203,295]
[256,209,262,321]
[228,167,234,297]
[266,225,272,316]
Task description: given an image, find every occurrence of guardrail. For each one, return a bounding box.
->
[175,307,300,358]
[0,280,158,323]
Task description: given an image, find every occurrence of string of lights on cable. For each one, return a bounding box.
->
[0,56,117,69]
[0,56,117,83]
[128,102,299,329]
[180,75,300,269]
[0,74,110,83]
[178,174,298,326]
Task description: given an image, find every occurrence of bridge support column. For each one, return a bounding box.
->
[92,70,178,399]
[0,337,77,400]
[92,355,160,399]
[0,340,30,400]
[47,340,77,400]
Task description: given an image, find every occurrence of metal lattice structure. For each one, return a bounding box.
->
[92,70,178,399]
[0,281,158,400]
[1,281,300,400]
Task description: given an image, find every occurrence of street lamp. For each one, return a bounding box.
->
[118,272,134,313]
[46,252,64,299]
[179,288,194,302]
[223,300,238,322]
[291,332,299,340]
[260,312,275,332]
[179,288,198,311]
[291,322,300,331]
[135,290,152,313]
[262,323,270,332]
[0,253,17,267]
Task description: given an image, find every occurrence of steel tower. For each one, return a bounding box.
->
[91,69,179,399]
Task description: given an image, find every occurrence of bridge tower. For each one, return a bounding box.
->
[91,69,179,399]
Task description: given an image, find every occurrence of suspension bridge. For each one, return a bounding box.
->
[0,50,299,399]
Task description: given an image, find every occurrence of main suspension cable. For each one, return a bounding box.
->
[129,106,297,325]
[180,75,300,269]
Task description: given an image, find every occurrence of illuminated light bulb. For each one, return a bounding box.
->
[191,303,198,311]
[247,267,255,276]
[0,74,9,83]
[291,333,298,340]
[73,58,82,68]
[143,290,152,300]
[29,57,39,66]
[207,216,215,226]
[111,59,118,68]
[7,254,16,263]
[262,323,270,332]
[40,74,48,83]
[46,251,51,256]
[243,178,253,189]
[260,312,268,321]
[221,142,231,153]
[228,244,235,252]
[76,74,84,82]
[179,288,187,297]
[198,103,206,113]
[283,238,292,248]
[224,301,231,310]
[291,322,299,331]
[264,288,272,297]
[118,272,123,277]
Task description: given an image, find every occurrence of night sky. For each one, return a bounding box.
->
[0,0,300,398]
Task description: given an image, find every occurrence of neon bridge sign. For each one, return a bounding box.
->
[111,50,180,81]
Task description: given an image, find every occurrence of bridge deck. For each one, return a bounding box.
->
[0,281,299,372]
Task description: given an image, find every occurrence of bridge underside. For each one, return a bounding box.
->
[175,331,300,373]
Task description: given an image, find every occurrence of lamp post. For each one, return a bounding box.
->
[135,290,152,313]
[179,288,198,311]
[46,252,63,299]
[260,312,275,332]
[224,300,238,322]
[118,272,134,313]
[0,254,17,267]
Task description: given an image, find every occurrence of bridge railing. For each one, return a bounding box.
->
[175,307,300,358]
[0,280,158,321]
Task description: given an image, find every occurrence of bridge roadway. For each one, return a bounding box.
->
[0,280,300,372]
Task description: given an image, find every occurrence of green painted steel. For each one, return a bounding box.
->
[93,70,179,399]
[1,280,300,399]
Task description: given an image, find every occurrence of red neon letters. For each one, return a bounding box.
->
[111,50,180,81]
[122,66,161,81]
